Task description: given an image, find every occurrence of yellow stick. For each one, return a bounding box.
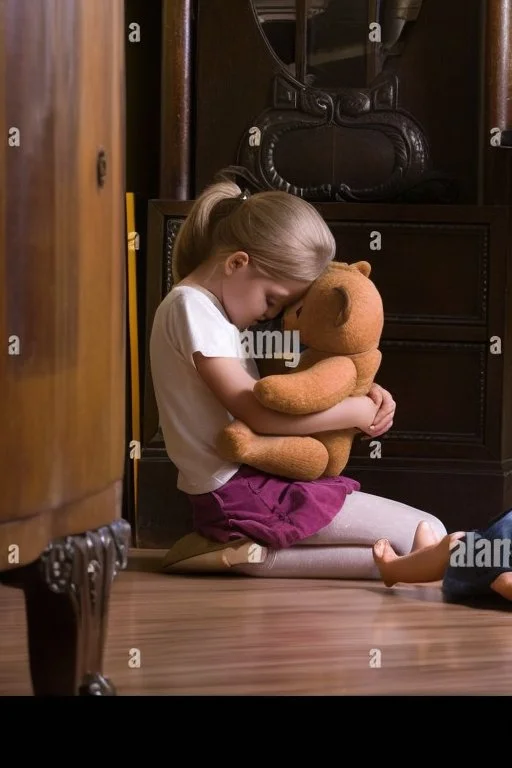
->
[126,192,140,527]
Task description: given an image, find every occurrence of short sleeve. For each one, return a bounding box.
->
[167,292,240,366]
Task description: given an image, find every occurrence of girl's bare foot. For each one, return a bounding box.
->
[412,521,440,551]
[372,538,399,587]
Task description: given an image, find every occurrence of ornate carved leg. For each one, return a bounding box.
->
[3,519,131,696]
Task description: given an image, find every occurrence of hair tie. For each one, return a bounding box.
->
[238,189,250,201]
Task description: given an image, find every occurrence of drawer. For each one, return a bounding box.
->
[351,339,489,460]
[330,222,488,327]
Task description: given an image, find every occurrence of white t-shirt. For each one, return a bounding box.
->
[149,285,260,495]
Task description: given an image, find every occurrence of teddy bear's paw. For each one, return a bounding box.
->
[253,376,281,408]
[216,421,256,463]
[255,436,329,480]
[254,376,307,414]
[311,430,356,478]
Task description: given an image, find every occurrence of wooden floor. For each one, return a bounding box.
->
[2,549,512,695]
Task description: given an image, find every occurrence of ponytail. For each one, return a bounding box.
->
[172,176,335,285]
[171,180,242,284]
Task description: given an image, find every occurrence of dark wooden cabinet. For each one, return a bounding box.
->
[136,0,512,548]
[193,0,482,205]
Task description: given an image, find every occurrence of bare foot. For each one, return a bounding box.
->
[373,538,399,587]
[490,572,512,601]
[412,521,440,551]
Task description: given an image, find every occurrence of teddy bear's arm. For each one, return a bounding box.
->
[254,356,357,415]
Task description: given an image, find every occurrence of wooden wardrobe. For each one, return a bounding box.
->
[136,0,512,547]
[0,0,130,695]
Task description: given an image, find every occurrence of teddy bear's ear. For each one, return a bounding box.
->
[351,261,372,277]
[333,286,351,327]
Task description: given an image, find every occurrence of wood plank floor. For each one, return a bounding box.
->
[2,549,512,695]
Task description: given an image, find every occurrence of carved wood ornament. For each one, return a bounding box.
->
[222,0,457,203]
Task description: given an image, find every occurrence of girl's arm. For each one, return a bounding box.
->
[194,353,379,436]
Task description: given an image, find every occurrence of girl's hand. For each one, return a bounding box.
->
[350,396,380,434]
[359,383,396,439]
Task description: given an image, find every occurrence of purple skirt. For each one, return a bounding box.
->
[186,464,361,549]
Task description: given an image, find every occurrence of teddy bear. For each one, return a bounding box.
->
[215,260,384,481]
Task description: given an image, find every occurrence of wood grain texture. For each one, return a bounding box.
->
[486,0,512,131]
[160,0,192,198]
[483,0,512,201]
[3,555,512,695]
[0,0,126,569]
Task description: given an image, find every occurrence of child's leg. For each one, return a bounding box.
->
[229,491,448,580]
[412,520,441,551]
[297,491,447,554]
[372,528,466,587]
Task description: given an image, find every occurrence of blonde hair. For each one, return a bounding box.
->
[171,179,336,285]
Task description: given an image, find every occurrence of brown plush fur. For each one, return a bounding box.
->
[216,260,384,481]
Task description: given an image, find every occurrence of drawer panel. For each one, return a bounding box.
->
[330,222,488,326]
[356,340,486,446]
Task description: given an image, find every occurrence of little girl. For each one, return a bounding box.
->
[150,179,447,579]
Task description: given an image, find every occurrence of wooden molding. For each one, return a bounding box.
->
[159,0,192,198]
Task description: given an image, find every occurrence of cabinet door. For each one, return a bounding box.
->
[0,0,126,569]
[323,210,491,463]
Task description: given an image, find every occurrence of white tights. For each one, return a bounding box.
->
[230,490,447,580]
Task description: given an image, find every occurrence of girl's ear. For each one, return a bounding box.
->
[224,251,250,274]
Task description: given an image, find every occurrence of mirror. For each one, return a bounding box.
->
[252,0,423,88]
